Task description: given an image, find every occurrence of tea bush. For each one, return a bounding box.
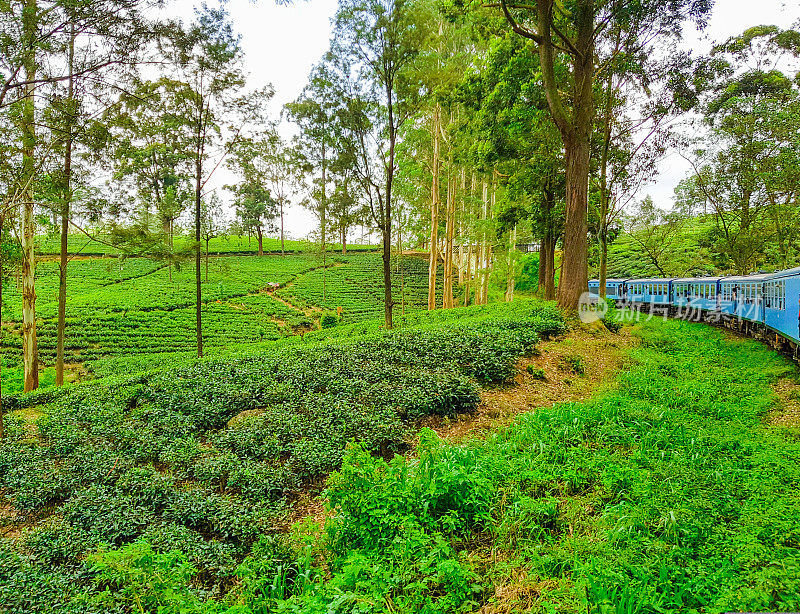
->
[254,318,800,613]
[0,299,562,610]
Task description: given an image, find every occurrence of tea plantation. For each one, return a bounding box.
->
[0,252,450,385]
[0,299,565,612]
[1,249,799,613]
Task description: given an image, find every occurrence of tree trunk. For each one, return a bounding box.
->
[599,230,608,298]
[205,237,210,282]
[506,224,516,302]
[482,181,494,305]
[279,199,285,257]
[256,225,263,256]
[21,0,39,392]
[516,0,594,312]
[457,169,465,287]
[443,164,455,309]
[542,183,557,301]
[321,142,327,303]
[558,135,590,310]
[194,149,203,358]
[382,84,395,330]
[56,25,75,388]
[537,243,545,294]
[544,233,556,301]
[397,210,405,316]
[464,243,472,306]
[427,103,441,311]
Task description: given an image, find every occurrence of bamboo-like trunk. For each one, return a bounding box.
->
[205,238,210,282]
[464,243,472,307]
[443,164,455,309]
[427,103,441,311]
[21,0,39,392]
[478,179,489,305]
[457,169,465,286]
[56,25,76,387]
[194,115,203,359]
[280,199,285,257]
[506,224,516,302]
[482,182,493,305]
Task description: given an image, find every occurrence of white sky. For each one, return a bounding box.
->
[160,0,800,239]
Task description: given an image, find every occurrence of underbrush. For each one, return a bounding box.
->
[51,316,800,614]
[0,299,563,612]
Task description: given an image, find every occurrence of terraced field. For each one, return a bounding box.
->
[35,233,378,257]
[279,254,451,323]
[0,252,450,381]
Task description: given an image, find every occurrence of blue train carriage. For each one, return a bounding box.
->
[718,273,772,324]
[762,267,800,347]
[671,277,721,313]
[624,278,672,307]
[587,279,626,300]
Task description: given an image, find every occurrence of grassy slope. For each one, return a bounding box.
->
[1,311,798,613]
[218,316,796,614]
[0,252,451,388]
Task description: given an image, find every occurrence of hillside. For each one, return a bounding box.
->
[598,217,717,279]
[0,252,449,390]
[0,295,798,612]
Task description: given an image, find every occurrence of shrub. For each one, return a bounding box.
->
[319,313,339,329]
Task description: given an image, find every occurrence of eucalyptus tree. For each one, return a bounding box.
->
[226,152,279,256]
[156,5,271,357]
[329,0,428,328]
[104,77,196,261]
[0,0,154,391]
[259,131,297,256]
[200,192,226,280]
[461,32,564,300]
[492,0,713,310]
[591,28,698,297]
[678,25,800,273]
[625,196,686,276]
[286,62,343,280]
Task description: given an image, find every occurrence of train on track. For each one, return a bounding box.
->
[588,267,800,356]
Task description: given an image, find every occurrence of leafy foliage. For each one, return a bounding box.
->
[0,299,562,610]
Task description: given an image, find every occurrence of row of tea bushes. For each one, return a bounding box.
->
[0,299,564,612]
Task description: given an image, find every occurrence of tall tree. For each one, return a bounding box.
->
[330,0,426,328]
[287,62,343,285]
[678,25,800,273]
[494,0,712,310]
[2,0,153,390]
[228,179,277,256]
[158,5,267,357]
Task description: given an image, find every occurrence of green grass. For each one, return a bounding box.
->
[205,316,796,614]
[2,310,798,613]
